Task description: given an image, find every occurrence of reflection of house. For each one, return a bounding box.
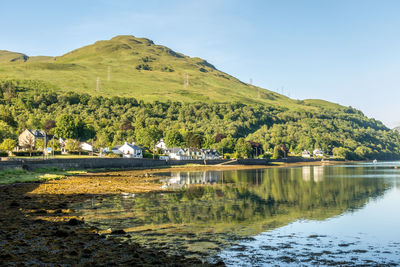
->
[302,166,311,181]
[119,142,143,158]
[313,166,324,182]
[313,149,324,157]
[165,147,190,160]
[18,129,53,147]
[302,150,311,158]
[161,171,221,189]
[302,166,324,182]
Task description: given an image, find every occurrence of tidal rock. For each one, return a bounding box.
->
[66,218,84,226]
[9,201,19,207]
[54,230,69,238]
[111,229,126,235]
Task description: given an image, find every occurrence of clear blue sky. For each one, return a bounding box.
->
[1,0,400,127]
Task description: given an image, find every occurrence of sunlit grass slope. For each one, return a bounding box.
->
[0,35,340,111]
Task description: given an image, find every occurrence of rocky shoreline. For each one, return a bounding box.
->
[0,163,343,266]
[0,176,222,266]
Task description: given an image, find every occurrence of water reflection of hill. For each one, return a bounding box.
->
[74,166,390,258]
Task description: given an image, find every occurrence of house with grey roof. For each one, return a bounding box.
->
[165,147,190,160]
[18,129,54,148]
[118,142,143,158]
[202,149,220,159]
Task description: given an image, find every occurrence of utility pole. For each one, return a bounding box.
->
[107,66,111,81]
[96,77,100,92]
[52,135,55,158]
[43,132,46,160]
[184,73,189,88]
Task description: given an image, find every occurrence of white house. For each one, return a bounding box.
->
[80,142,94,152]
[119,142,143,158]
[155,139,167,150]
[185,148,203,159]
[111,145,122,154]
[302,150,311,158]
[165,147,190,160]
[313,148,324,157]
[202,149,220,159]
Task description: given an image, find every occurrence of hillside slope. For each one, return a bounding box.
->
[0,35,342,112]
[0,35,282,104]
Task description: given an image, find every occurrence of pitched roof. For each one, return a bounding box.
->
[27,129,45,138]
[120,142,142,150]
[202,149,219,155]
[186,148,203,153]
[165,147,183,153]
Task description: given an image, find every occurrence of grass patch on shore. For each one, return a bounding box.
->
[0,168,86,185]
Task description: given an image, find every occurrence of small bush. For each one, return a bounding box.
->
[161,66,174,72]
[67,151,89,155]
[104,153,121,158]
[143,151,154,158]
[136,64,152,71]
[199,67,208,73]
[14,151,43,157]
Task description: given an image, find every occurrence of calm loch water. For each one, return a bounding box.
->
[73,162,400,266]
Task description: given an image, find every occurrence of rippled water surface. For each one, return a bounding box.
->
[73,162,400,266]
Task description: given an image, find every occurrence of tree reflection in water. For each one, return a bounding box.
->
[73,165,390,259]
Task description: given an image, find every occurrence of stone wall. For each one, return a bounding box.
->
[0,158,236,171]
[0,157,328,172]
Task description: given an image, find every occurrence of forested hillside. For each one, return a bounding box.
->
[1,80,399,160]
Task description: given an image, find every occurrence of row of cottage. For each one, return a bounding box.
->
[18,130,219,160]
[105,140,220,160]
[18,129,324,159]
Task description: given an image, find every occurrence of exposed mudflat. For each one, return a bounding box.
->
[0,171,222,266]
[0,162,363,266]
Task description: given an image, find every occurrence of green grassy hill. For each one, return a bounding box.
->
[0,35,335,111]
[0,36,399,159]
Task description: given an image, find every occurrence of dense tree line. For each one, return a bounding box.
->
[0,79,399,159]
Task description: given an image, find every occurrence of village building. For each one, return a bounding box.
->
[185,148,204,159]
[202,149,220,159]
[118,142,143,158]
[111,145,122,154]
[313,148,324,157]
[165,147,190,160]
[18,129,54,148]
[155,139,167,151]
[302,150,311,158]
[80,142,94,152]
